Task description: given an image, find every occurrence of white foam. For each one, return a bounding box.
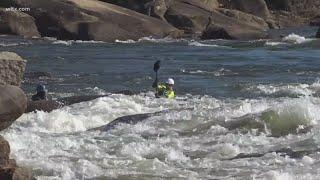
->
[52,40,72,46]
[282,33,313,44]
[188,41,220,47]
[265,41,287,46]
[181,68,235,77]
[115,39,137,44]
[0,42,31,47]
[302,156,314,165]
[138,36,179,43]
[262,170,293,180]
[253,83,313,97]
[3,93,320,179]
[52,40,105,46]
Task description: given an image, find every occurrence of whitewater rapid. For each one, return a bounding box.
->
[1,30,320,179]
[3,86,320,179]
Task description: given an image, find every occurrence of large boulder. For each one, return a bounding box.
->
[229,0,270,20]
[265,0,320,13]
[0,52,26,87]
[164,1,268,39]
[178,0,219,12]
[0,85,27,131]
[98,0,219,18]
[13,0,182,41]
[201,9,268,40]
[98,0,151,14]
[164,1,212,34]
[0,8,40,38]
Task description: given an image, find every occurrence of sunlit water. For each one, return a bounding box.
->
[1,27,320,179]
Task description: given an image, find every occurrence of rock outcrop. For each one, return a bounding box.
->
[99,0,151,15]
[264,0,320,28]
[201,9,268,40]
[0,136,33,180]
[0,85,27,131]
[0,51,32,179]
[12,0,181,41]
[179,0,219,12]
[0,52,26,87]
[164,1,268,39]
[164,1,211,34]
[0,8,40,38]
[228,0,270,20]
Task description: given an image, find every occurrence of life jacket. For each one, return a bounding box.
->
[156,84,175,99]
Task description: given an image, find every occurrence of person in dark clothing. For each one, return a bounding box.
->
[31,84,47,101]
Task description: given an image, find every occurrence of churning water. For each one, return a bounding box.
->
[1,28,320,179]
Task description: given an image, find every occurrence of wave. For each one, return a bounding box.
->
[264,41,287,46]
[260,99,315,136]
[242,82,319,98]
[3,93,320,179]
[282,33,313,44]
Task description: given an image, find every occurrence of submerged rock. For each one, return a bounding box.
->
[0,52,26,87]
[0,8,40,38]
[12,0,181,41]
[26,91,133,113]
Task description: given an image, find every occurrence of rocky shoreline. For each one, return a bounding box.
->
[0,52,33,179]
[0,0,319,41]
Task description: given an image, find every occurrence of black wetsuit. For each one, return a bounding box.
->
[31,91,47,101]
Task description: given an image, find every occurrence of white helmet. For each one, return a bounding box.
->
[166,78,174,85]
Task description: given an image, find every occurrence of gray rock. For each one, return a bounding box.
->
[98,0,152,15]
[164,1,212,34]
[13,0,182,41]
[0,135,10,167]
[0,8,40,38]
[164,1,268,39]
[231,0,270,20]
[202,9,268,40]
[178,0,219,12]
[311,16,320,26]
[0,85,27,131]
[0,52,26,87]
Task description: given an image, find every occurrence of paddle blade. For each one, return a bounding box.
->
[153,60,161,72]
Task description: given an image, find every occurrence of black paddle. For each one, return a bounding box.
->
[152,60,161,88]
